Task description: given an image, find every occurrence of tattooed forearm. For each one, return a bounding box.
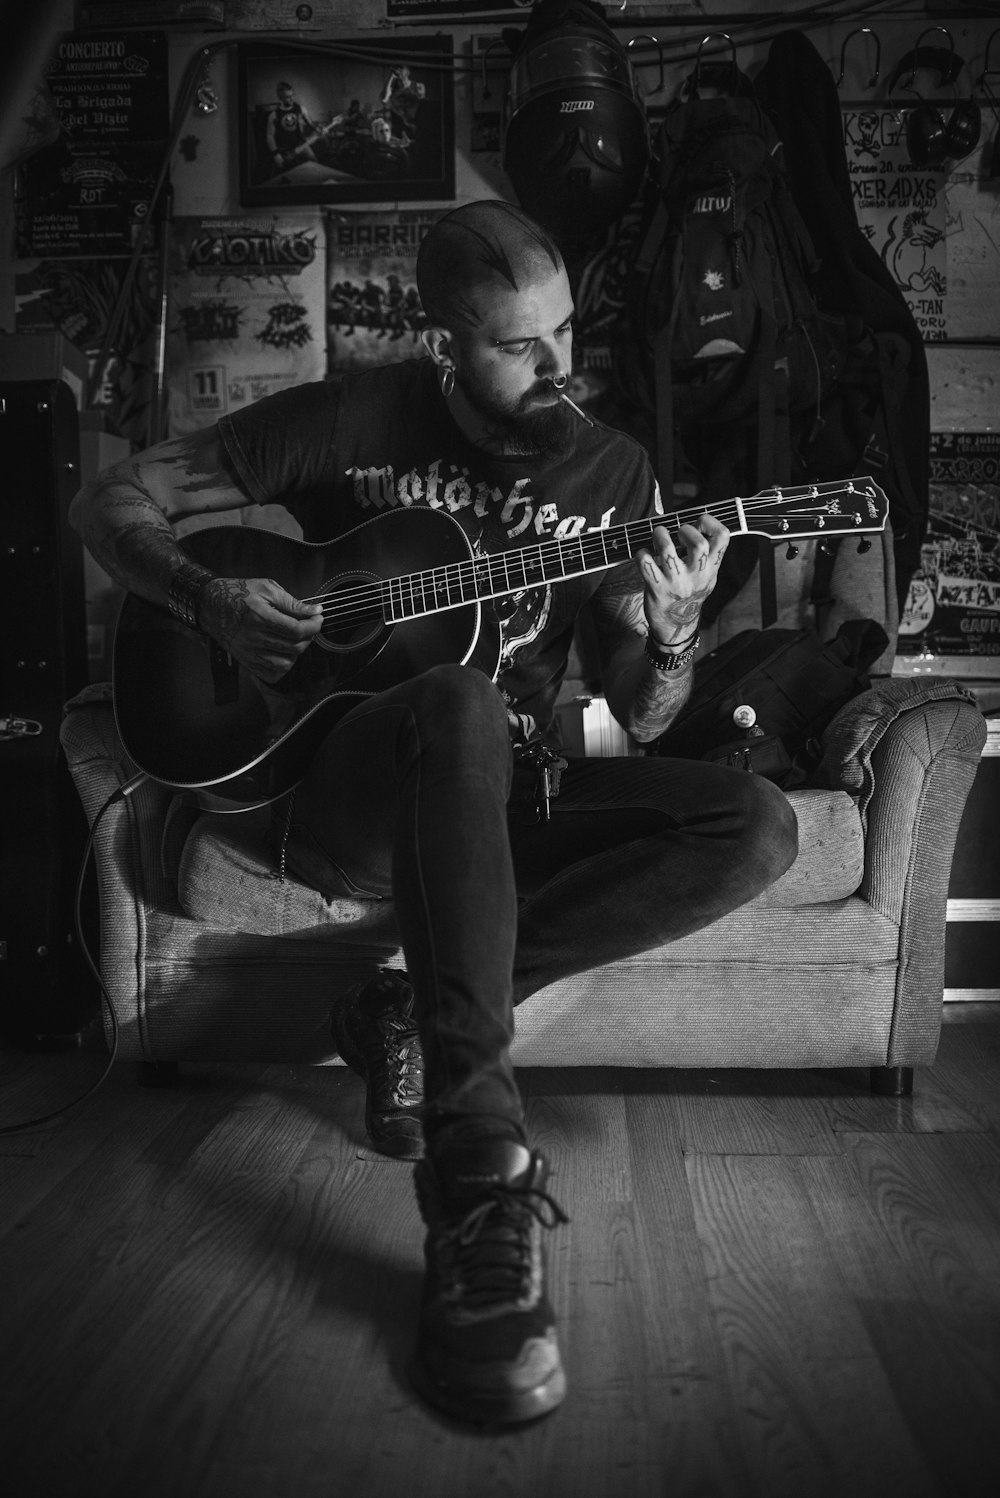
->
[592,586,701,741]
[202,577,251,645]
[76,486,181,595]
[68,427,252,610]
[625,659,694,741]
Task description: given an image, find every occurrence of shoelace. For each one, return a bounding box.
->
[377,1007,423,1107]
[441,1184,569,1311]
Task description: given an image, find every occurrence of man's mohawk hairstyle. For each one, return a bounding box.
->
[416,200,563,330]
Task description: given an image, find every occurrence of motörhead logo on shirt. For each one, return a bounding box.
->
[346,459,617,543]
[345,459,618,683]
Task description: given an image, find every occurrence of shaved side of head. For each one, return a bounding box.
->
[416,200,564,331]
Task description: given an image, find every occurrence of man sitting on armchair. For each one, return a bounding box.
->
[69,199,797,1427]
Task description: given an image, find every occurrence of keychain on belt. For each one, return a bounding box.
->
[514,741,569,823]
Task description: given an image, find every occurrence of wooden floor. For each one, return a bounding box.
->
[2,1009,1000,1498]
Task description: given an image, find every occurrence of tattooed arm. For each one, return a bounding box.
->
[68,426,322,683]
[592,514,729,742]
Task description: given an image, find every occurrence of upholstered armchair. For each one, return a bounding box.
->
[60,520,986,1094]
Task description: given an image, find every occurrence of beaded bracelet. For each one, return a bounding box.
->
[644,631,700,673]
[167,562,214,632]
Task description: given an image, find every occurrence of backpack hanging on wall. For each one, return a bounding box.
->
[755,31,930,610]
[622,49,849,503]
[616,33,929,621]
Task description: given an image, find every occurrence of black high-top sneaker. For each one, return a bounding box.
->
[409,1136,568,1425]
[332,970,424,1159]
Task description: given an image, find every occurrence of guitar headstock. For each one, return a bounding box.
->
[740,478,888,542]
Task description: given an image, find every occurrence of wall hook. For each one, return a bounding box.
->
[979,27,1000,83]
[693,33,738,97]
[905,26,955,90]
[480,36,508,101]
[626,35,664,98]
[837,28,881,90]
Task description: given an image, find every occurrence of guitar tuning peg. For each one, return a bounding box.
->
[785,543,799,559]
[819,541,834,556]
[857,536,872,554]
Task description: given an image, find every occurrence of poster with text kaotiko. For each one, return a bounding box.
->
[165,214,326,436]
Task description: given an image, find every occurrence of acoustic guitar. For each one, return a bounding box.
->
[113,478,888,806]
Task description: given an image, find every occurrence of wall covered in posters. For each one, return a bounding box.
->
[165,214,326,434]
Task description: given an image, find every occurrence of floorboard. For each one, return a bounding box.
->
[1,1013,999,1498]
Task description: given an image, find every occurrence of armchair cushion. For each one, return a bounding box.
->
[176,783,866,933]
[178,807,400,942]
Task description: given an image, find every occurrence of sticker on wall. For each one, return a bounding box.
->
[165,214,326,436]
[324,208,437,373]
[897,432,1000,675]
[14,255,160,447]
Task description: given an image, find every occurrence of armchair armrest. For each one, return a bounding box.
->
[818,681,986,1064]
[60,693,183,1046]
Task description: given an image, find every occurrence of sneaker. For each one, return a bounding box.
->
[409,1137,568,1425]
[332,970,424,1160]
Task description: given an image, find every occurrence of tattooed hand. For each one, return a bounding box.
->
[200,576,324,684]
[637,512,729,645]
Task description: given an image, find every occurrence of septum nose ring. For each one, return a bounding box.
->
[550,373,568,390]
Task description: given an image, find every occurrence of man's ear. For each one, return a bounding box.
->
[421,326,454,367]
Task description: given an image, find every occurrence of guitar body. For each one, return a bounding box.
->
[113,507,499,805]
[112,477,888,806]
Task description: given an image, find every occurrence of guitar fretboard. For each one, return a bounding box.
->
[312,478,884,629]
[382,511,694,623]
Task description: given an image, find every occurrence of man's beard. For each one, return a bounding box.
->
[456,368,577,457]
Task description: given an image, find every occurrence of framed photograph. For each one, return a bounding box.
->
[238,38,455,207]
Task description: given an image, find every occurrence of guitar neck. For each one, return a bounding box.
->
[380,478,884,624]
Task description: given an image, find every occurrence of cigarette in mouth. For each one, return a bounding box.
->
[556,390,594,426]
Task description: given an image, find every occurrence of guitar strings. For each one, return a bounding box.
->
[300,481,878,625]
[302,493,875,624]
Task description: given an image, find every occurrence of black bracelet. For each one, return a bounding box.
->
[167,562,214,632]
[644,631,700,673]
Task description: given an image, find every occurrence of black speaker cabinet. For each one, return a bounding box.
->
[0,379,95,1038]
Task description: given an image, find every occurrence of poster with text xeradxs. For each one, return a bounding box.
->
[165,215,326,436]
[844,107,948,341]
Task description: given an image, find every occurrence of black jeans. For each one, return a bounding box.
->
[285,665,798,1142]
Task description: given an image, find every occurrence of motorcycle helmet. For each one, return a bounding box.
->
[502,0,649,242]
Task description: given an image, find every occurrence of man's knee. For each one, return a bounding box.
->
[412,663,506,721]
[406,665,511,761]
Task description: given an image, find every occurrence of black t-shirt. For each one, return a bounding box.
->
[219,358,660,741]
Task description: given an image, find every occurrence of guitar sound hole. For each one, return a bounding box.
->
[315,570,386,654]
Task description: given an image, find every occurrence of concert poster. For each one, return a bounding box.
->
[15,30,169,260]
[325,208,437,374]
[897,432,1000,676]
[164,215,326,436]
[238,38,455,207]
